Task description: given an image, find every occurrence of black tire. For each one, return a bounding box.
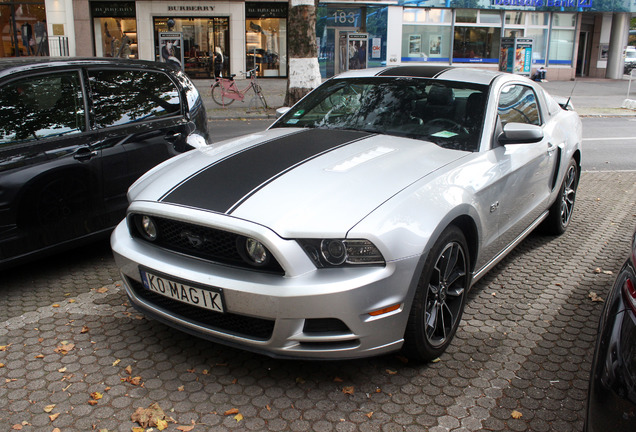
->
[543,159,578,235]
[403,225,470,362]
[211,81,235,106]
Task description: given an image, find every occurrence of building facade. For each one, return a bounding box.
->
[1,0,634,81]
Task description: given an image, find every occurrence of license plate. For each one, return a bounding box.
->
[140,269,224,313]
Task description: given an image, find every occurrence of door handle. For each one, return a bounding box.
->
[547,143,557,155]
[165,131,183,142]
[74,147,98,161]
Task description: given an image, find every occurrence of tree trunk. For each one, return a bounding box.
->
[284,0,321,107]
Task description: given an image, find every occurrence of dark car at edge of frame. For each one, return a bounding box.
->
[0,57,209,269]
[586,227,636,432]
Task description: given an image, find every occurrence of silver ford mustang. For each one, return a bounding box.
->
[111,66,582,361]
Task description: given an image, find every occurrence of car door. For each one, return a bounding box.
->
[0,68,105,261]
[86,67,194,227]
[491,83,556,252]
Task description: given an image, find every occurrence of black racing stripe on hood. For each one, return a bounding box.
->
[161,129,373,214]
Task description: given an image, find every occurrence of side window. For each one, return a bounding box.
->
[497,85,541,127]
[89,69,181,128]
[0,72,85,145]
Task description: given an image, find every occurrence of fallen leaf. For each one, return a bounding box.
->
[35,354,44,359]
[187,368,196,373]
[511,410,523,419]
[176,425,195,432]
[0,345,9,351]
[202,369,209,375]
[88,400,98,406]
[178,385,185,392]
[132,428,144,432]
[234,413,243,422]
[386,369,397,375]
[131,402,168,428]
[342,386,354,395]
[58,367,67,373]
[266,405,271,411]
[44,404,56,413]
[54,342,75,355]
[156,419,169,430]
[125,365,132,375]
[11,425,22,430]
[295,377,305,384]
[589,292,604,302]
[49,412,60,421]
[431,357,441,363]
[52,304,60,308]
[224,408,239,416]
[81,326,89,333]
[96,287,109,293]
[603,270,613,275]
[91,392,103,400]
[333,377,343,382]
[69,299,76,303]
[365,412,374,418]
[53,429,61,432]
[112,359,121,367]
[0,363,4,368]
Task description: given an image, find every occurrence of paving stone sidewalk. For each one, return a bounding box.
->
[1,171,635,432]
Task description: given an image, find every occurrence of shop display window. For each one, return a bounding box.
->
[94,18,137,59]
[246,18,286,77]
[153,17,229,79]
[1,2,48,57]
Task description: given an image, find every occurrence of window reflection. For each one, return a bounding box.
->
[0,72,85,145]
[89,70,181,128]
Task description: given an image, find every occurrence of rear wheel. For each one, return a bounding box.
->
[211,81,235,106]
[543,159,578,235]
[403,226,470,362]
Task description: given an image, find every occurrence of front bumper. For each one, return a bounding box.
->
[111,220,422,360]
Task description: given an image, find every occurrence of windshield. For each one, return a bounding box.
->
[273,77,488,152]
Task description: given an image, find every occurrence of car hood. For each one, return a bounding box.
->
[130,128,467,238]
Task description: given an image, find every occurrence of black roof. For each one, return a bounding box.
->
[0,57,178,78]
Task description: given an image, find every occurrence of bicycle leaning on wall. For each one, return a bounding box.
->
[210,67,268,110]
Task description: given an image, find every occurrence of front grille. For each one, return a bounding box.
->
[129,278,275,341]
[129,215,284,274]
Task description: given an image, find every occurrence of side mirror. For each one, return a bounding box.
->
[276,107,291,118]
[497,123,543,145]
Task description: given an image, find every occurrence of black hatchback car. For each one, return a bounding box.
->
[0,58,209,268]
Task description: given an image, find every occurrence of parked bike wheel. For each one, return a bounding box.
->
[254,84,268,109]
[211,81,235,106]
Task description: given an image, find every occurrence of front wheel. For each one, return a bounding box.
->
[543,158,578,235]
[211,82,235,106]
[403,225,470,362]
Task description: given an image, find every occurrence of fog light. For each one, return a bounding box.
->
[140,216,157,241]
[369,304,401,317]
[245,238,269,266]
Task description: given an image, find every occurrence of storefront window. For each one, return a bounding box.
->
[246,2,287,77]
[456,10,477,24]
[153,17,229,79]
[453,26,501,63]
[92,2,137,59]
[526,28,548,65]
[317,5,387,78]
[548,29,575,65]
[1,1,47,57]
[506,12,525,25]
[403,25,452,62]
[403,8,451,24]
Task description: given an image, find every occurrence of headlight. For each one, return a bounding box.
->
[299,239,385,268]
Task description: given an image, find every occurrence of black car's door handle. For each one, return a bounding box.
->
[165,131,183,142]
[73,147,98,161]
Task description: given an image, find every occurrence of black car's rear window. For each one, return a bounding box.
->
[274,77,488,152]
[89,69,181,128]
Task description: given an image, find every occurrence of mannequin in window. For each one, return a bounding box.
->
[214,47,224,78]
[34,20,48,56]
[21,22,34,55]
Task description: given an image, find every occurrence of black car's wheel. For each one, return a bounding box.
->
[403,225,470,362]
[543,159,578,235]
